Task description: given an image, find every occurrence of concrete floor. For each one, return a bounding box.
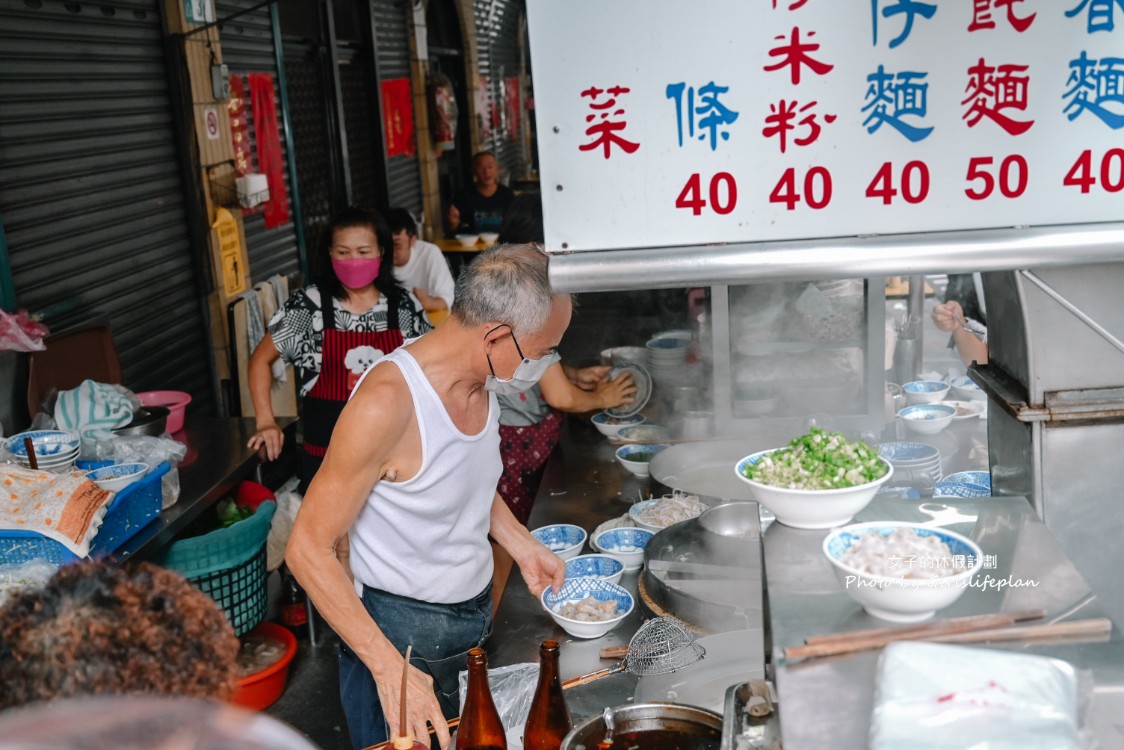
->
[262,283,965,749]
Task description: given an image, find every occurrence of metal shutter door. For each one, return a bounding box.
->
[373,0,422,215]
[0,0,215,412]
[218,0,303,284]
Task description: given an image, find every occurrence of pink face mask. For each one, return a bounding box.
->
[332,257,381,289]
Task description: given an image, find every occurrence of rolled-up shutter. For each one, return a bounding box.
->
[217,0,302,284]
[473,0,525,181]
[0,0,214,412]
[373,0,422,215]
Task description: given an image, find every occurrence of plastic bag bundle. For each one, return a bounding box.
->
[871,642,1092,750]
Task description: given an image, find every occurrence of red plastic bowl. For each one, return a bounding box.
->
[231,621,298,711]
[136,390,192,433]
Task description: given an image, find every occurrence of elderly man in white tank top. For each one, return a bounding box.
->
[286,244,569,750]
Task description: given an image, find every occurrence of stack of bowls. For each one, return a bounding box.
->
[645,332,691,384]
[934,470,991,498]
[877,441,943,487]
[4,430,80,472]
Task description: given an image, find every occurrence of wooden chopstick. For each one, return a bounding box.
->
[599,644,629,659]
[802,609,1046,648]
[928,618,1112,645]
[23,437,37,471]
[786,614,1109,661]
[787,610,1045,660]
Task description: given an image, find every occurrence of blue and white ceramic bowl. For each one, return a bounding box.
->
[592,526,654,571]
[615,443,669,479]
[541,577,634,639]
[823,521,983,622]
[5,430,80,459]
[591,411,645,438]
[898,404,956,435]
[530,523,587,560]
[84,462,149,492]
[878,441,941,464]
[565,554,625,586]
[950,375,986,402]
[645,336,690,352]
[902,380,951,405]
[934,471,991,498]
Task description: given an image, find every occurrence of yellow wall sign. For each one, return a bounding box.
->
[211,207,247,297]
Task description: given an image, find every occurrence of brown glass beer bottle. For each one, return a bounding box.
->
[456,648,507,750]
[523,640,572,750]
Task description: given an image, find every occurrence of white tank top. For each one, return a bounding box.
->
[347,345,500,604]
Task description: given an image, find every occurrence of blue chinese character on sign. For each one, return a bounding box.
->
[862,65,935,141]
[1066,0,1124,33]
[871,0,938,48]
[666,81,740,151]
[1063,52,1124,128]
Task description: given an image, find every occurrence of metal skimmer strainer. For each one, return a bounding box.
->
[562,617,707,689]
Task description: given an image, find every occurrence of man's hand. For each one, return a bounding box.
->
[516,543,566,598]
[374,657,451,750]
[932,300,966,333]
[247,422,284,461]
[447,204,461,232]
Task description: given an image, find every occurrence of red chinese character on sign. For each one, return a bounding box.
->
[579,85,640,159]
[764,28,834,86]
[773,0,810,9]
[962,59,1035,135]
[762,100,836,153]
[968,0,1036,31]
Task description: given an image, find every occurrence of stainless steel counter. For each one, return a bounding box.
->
[767,495,1124,748]
[490,415,1124,745]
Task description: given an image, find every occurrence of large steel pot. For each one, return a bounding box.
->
[561,703,723,750]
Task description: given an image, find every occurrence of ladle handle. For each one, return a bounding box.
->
[561,662,626,690]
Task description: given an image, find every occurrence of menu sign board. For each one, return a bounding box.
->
[526,0,1124,252]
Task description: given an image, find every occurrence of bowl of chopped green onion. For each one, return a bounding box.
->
[734,429,893,529]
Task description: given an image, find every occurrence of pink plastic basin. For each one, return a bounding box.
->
[136,390,192,433]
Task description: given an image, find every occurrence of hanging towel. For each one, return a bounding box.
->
[254,282,286,381]
[54,380,135,440]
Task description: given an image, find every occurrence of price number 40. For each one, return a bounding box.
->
[675,173,738,215]
[1063,149,1124,194]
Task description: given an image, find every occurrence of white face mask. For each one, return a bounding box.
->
[484,325,561,395]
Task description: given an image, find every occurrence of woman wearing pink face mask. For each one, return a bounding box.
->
[247,207,432,492]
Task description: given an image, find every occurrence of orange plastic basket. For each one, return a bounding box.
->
[231,621,298,711]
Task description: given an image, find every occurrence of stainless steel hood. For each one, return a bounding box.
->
[548,221,1124,292]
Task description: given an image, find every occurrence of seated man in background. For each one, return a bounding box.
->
[0,560,239,708]
[387,207,456,324]
[446,151,516,235]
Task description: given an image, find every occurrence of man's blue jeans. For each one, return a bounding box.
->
[339,583,493,750]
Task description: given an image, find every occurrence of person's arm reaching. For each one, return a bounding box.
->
[538,362,636,414]
[489,491,565,598]
[932,300,989,367]
[246,334,284,460]
[286,371,451,749]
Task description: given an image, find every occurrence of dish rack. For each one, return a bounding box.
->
[0,461,171,566]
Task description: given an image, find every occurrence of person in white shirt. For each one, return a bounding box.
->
[387,207,455,319]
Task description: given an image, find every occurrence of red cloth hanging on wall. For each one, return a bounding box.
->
[247,73,291,229]
[381,78,416,157]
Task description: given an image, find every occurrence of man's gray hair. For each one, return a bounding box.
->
[451,243,554,336]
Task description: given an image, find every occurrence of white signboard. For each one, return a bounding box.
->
[527,0,1124,252]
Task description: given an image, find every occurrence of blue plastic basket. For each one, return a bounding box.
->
[0,461,170,566]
